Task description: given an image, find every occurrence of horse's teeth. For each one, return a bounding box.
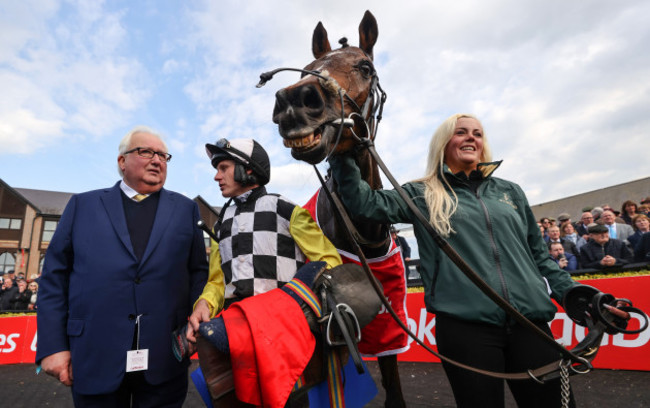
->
[285,134,315,149]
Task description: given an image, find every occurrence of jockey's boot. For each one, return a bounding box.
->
[196,336,254,407]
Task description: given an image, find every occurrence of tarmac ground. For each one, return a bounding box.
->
[1,360,648,407]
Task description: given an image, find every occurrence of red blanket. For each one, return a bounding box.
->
[224,289,316,407]
[304,189,409,356]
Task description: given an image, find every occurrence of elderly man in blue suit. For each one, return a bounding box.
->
[36,126,208,407]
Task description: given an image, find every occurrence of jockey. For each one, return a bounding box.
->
[186,138,342,341]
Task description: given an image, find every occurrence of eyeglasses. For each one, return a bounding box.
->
[124,147,172,162]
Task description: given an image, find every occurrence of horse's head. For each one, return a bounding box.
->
[272,11,379,164]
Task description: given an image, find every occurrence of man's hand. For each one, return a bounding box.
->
[558,257,569,269]
[187,299,212,343]
[601,255,616,267]
[41,351,73,386]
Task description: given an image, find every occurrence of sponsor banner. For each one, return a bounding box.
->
[399,276,650,371]
[2,276,649,370]
[0,314,198,365]
[0,315,37,365]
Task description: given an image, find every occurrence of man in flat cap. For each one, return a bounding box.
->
[557,213,571,227]
[579,223,633,269]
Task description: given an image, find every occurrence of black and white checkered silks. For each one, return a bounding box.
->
[216,188,306,300]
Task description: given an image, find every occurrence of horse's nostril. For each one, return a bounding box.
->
[301,85,324,111]
[273,83,325,129]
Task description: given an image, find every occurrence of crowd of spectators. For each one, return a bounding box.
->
[0,269,39,312]
[540,196,650,272]
[2,198,649,304]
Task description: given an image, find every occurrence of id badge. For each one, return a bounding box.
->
[126,349,149,372]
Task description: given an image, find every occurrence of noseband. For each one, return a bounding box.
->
[257,64,387,161]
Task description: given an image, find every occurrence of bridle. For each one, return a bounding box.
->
[257,55,387,159]
[260,61,390,250]
[256,62,648,384]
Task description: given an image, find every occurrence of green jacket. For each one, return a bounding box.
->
[330,155,576,326]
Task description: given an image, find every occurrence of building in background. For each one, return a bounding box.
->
[0,178,220,280]
[530,177,650,221]
[194,195,221,250]
[0,179,73,280]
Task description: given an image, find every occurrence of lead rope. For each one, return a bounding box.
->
[560,360,571,408]
[311,164,591,382]
[257,65,593,381]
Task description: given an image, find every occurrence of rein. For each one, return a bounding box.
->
[257,67,613,382]
[310,164,585,382]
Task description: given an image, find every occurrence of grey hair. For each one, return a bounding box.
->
[117,126,168,177]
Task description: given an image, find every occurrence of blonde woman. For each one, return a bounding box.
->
[329,113,577,407]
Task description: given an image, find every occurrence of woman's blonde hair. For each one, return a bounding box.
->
[414,113,492,237]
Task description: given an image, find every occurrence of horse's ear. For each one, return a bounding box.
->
[358,10,378,60]
[312,22,332,59]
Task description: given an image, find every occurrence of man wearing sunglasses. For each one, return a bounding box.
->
[36,126,208,407]
[188,138,341,335]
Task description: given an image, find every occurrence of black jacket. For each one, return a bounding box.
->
[395,235,411,260]
[0,286,19,311]
[579,238,633,269]
[10,289,32,311]
[576,223,590,237]
[634,232,650,263]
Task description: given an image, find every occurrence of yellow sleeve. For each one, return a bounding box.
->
[290,206,342,269]
[194,238,225,317]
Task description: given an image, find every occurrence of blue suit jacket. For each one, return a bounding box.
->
[36,182,208,394]
[550,253,578,271]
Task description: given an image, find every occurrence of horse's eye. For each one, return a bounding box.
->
[357,61,374,78]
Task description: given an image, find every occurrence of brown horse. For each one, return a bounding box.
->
[272,11,407,408]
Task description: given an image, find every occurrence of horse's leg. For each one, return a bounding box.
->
[196,336,255,408]
[377,354,406,408]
